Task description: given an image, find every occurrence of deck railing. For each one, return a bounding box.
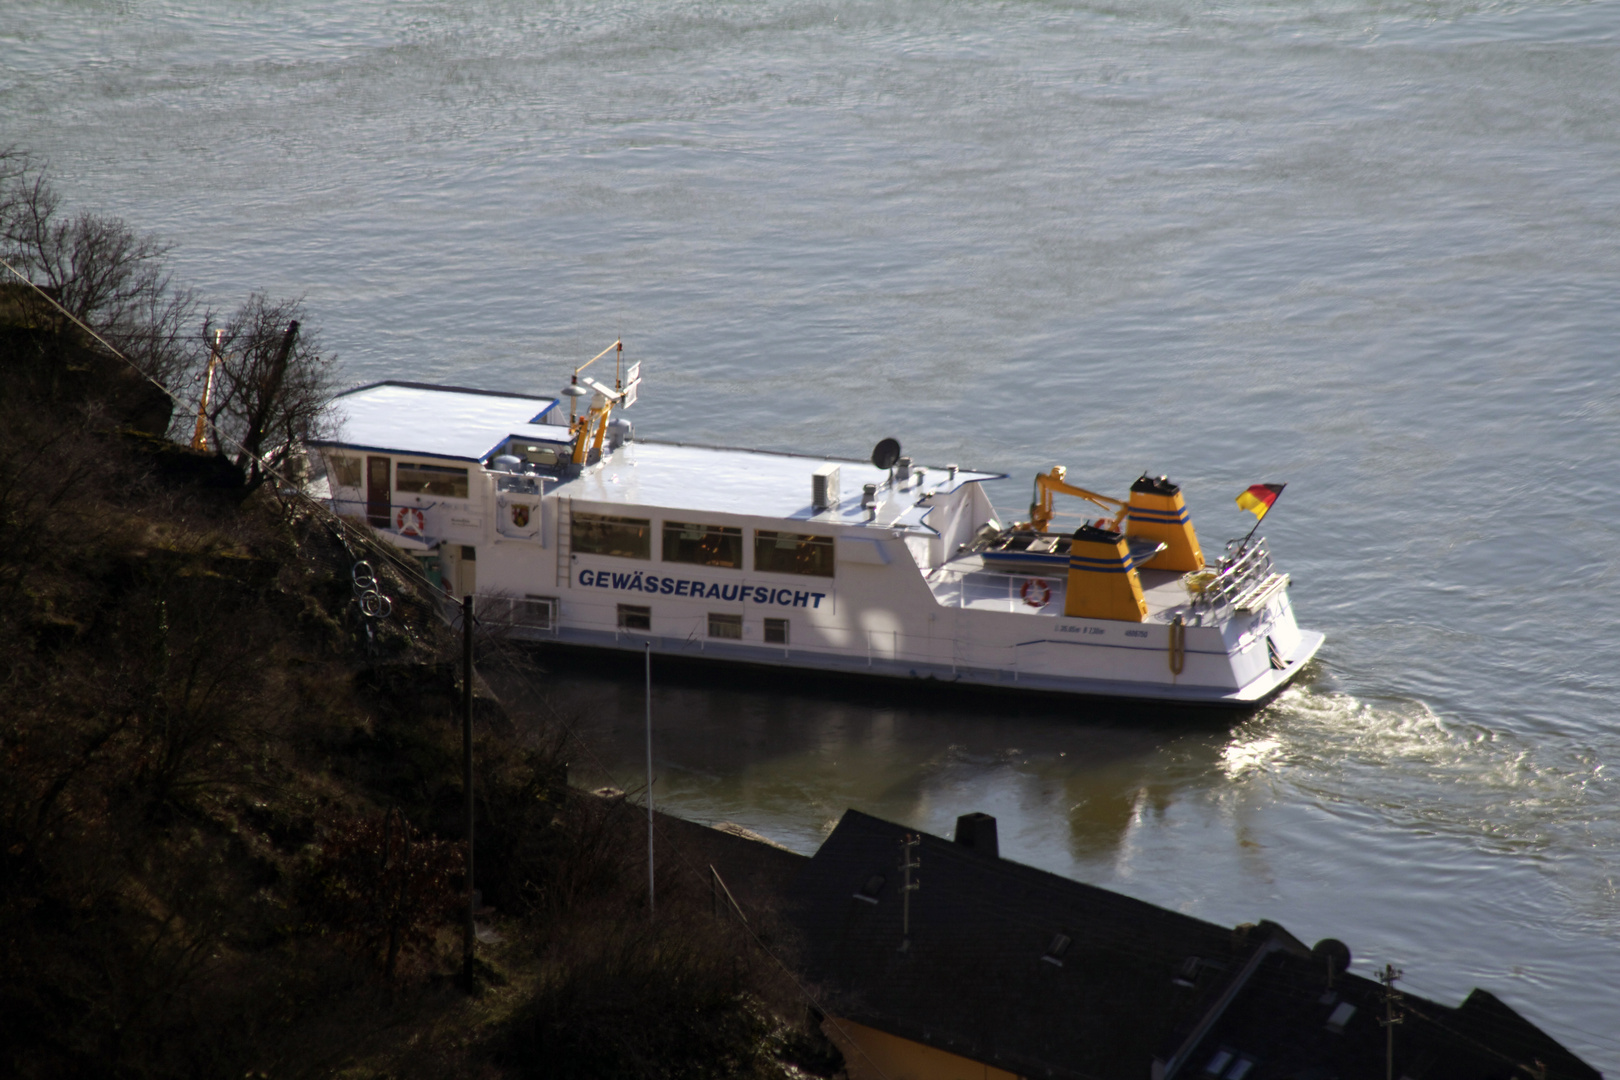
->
[1193,537,1275,614]
[327,496,440,533]
[927,565,1065,613]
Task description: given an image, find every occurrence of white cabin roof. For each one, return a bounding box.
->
[316,381,565,461]
[557,440,999,530]
[315,380,1000,530]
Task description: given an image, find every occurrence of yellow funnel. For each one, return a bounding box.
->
[1064,525,1149,622]
[1125,475,1204,572]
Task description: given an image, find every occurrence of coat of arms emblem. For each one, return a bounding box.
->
[511,504,531,528]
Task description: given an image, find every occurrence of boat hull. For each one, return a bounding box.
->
[503,622,1324,709]
[311,381,1325,711]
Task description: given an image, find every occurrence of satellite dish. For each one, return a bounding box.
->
[871,438,902,471]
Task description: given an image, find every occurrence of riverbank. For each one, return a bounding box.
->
[0,292,836,1078]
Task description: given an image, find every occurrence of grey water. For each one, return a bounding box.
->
[6,0,1620,1065]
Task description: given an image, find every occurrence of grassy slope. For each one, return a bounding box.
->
[0,295,836,1080]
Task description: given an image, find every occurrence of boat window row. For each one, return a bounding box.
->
[326,455,473,500]
[397,462,470,499]
[574,513,834,578]
[619,605,789,644]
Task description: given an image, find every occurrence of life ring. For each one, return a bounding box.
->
[1021,577,1052,608]
[395,506,425,537]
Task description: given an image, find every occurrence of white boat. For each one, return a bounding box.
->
[311,345,1323,706]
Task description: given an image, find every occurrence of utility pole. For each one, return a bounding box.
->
[462,595,476,990]
[899,833,920,952]
[645,643,655,921]
[1378,963,1404,1080]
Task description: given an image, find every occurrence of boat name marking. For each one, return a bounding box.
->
[1056,628,1159,637]
[576,568,827,609]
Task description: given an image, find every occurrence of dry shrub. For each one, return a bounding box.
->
[0,156,834,1076]
[482,772,826,1080]
[506,915,783,1080]
[305,810,465,979]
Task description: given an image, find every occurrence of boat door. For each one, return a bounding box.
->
[366,456,391,527]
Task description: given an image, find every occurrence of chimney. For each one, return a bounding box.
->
[954,812,999,858]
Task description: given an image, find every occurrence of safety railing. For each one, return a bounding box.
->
[328,497,441,537]
[495,474,544,495]
[1191,537,1274,614]
[928,566,1065,613]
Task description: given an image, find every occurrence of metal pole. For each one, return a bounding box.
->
[646,642,655,919]
[1235,486,1284,557]
[462,595,476,989]
[1386,967,1394,1080]
[1380,963,1403,1080]
[899,834,920,952]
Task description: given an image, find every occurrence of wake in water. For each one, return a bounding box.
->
[1233,685,1619,912]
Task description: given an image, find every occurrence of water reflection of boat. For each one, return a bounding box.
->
[312,343,1322,707]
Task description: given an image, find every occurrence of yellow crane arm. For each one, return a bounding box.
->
[190,330,223,452]
[1029,466,1127,534]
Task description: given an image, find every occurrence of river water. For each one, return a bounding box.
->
[6,0,1619,1065]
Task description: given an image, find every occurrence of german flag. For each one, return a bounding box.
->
[1236,483,1285,522]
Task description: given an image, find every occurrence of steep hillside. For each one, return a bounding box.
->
[0,288,833,1079]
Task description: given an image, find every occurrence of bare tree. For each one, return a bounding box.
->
[204,292,335,490]
[2,153,339,484]
[0,148,200,390]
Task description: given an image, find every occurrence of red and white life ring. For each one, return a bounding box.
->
[1021,577,1052,608]
[395,506,425,537]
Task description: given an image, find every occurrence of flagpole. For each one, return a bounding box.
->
[1237,514,1264,556]
[1235,485,1285,558]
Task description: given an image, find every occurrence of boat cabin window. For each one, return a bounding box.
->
[764,617,789,645]
[475,595,554,630]
[707,613,742,640]
[396,462,470,499]
[663,521,743,569]
[754,531,834,578]
[573,513,652,560]
[617,604,651,632]
[520,596,556,629]
[491,595,554,629]
[328,455,362,489]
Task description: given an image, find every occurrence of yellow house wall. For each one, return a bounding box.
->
[822,1016,1021,1080]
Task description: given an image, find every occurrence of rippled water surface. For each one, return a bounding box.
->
[6,0,1620,1065]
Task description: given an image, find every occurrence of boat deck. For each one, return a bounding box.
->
[925,555,1193,622]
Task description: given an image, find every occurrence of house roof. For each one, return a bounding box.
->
[786,809,1600,1080]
